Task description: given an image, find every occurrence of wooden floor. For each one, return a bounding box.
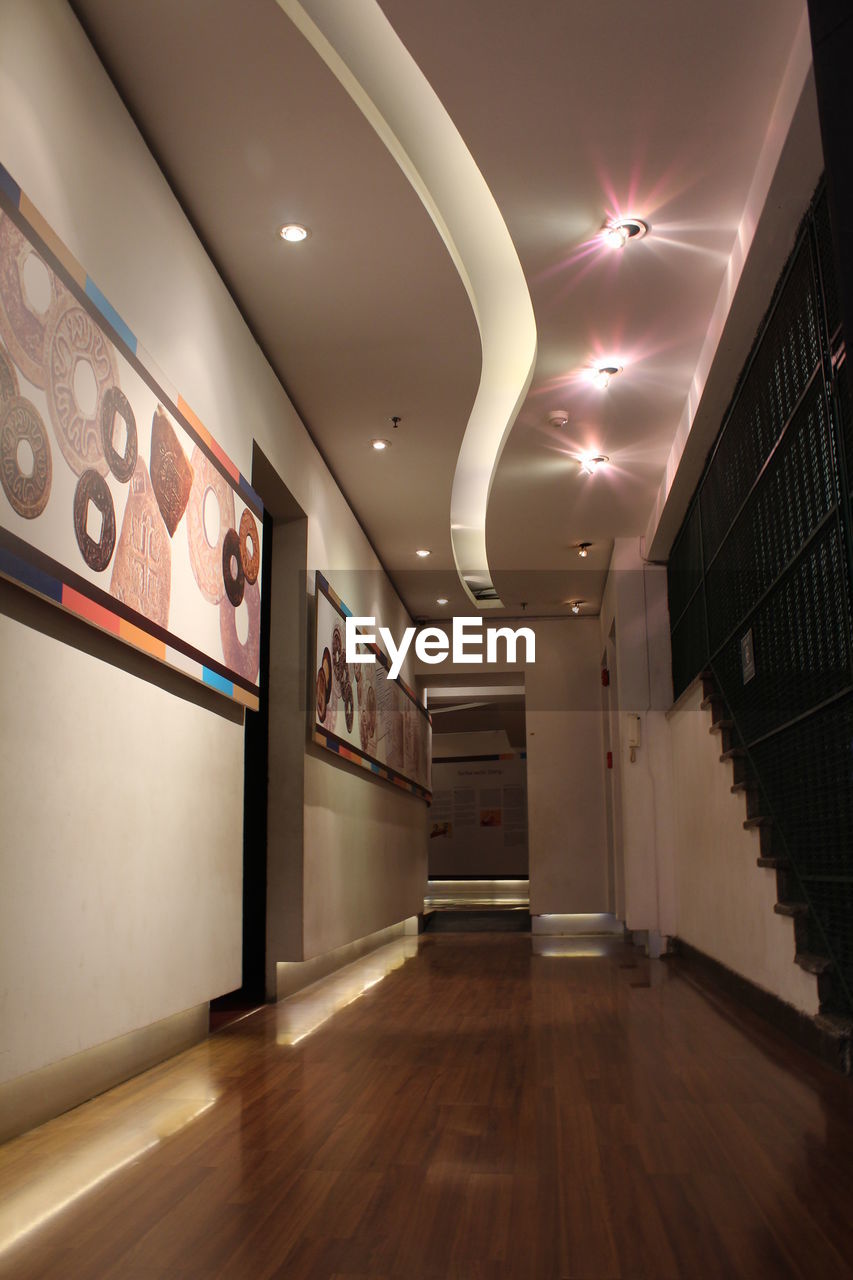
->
[2,933,853,1279]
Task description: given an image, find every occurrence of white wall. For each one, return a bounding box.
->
[0,0,425,1085]
[600,540,818,1011]
[668,683,818,1015]
[599,539,677,936]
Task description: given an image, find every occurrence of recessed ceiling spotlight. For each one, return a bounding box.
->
[571,600,584,614]
[578,454,609,475]
[416,549,431,558]
[548,409,569,428]
[602,217,648,249]
[577,542,592,558]
[593,365,622,390]
[370,438,391,451]
[279,223,310,242]
[436,597,449,605]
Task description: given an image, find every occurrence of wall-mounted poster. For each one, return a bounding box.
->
[428,752,528,877]
[313,572,431,800]
[0,163,263,709]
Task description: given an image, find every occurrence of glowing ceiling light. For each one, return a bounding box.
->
[370,438,391,451]
[279,223,309,242]
[416,548,431,558]
[578,454,608,475]
[577,542,591,558]
[436,597,449,605]
[571,600,583,614]
[601,218,648,249]
[593,364,622,390]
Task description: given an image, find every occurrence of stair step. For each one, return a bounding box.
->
[699,694,718,711]
[709,719,735,734]
[773,901,809,918]
[796,952,833,976]
[720,747,746,762]
[757,856,789,870]
[744,815,773,830]
[731,781,757,795]
[815,1012,853,1040]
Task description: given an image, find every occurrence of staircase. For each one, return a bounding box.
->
[700,672,853,1072]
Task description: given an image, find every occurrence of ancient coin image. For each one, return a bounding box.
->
[0,395,52,519]
[331,622,344,695]
[186,444,235,604]
[110,459,171,627]
[0,343,19,403]
[0,215,64,388]
[343,680,354,733]
[317,668,327,722]
[73,468,116,572]
[101,386,138,483]
[219,577,260,683]
[238,506,260,584]
[149,405,192,536]
[222,527,245,607]
[47,296,116,475]
[321,647,332,700]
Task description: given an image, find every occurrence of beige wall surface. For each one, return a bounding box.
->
[668,683,819,1015]
[0,0,425,1085]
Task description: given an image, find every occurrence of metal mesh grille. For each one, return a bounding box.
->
[749,695,853,880]
[836,358,853,491]
[668,181,853,1011]
[667,500,702,627]
[815,186,841,342]
[671,583,707,701]
[700,240,821,564]
[705,379,834,653]
[806,882,853,1009]
[714,523,852,745]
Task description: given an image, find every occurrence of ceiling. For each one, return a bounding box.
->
[72,0,809,621]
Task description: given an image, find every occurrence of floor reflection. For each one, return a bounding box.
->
[0,1085,217,1255]
[276,936,419,1046]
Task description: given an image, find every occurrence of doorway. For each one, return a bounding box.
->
[422,676,529,930]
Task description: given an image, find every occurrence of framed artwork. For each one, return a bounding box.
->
[0,162,263,709]
[313,572,431,800]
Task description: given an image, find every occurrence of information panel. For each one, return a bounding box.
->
[312,572,431,800]
[429,753,528,876]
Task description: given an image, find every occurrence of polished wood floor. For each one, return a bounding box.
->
[2,933,853,1279]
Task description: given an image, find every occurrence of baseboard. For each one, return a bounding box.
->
[275,916,419,1001]
[0,1004,209,1146]
[669,939,852,1075]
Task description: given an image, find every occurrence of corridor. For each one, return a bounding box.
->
[2,934,852,1279]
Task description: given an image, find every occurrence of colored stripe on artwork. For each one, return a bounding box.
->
[62,586,121,634]
[203,666,234,696]
[0,162,20,208]
[84,278,138,356]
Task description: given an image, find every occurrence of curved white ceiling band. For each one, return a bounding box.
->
[276,0,537,608]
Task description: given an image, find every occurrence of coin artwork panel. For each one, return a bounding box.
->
[0,217,65,388]
[150,405,193,537]
[313,574,431,799]
[0,395,51,519]
[186,444,236,605]
[110,458,171,627]
[47,296,117,476]
[0,193,264,704]
[101,386,137,483]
